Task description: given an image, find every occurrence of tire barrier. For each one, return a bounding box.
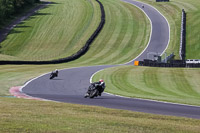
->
[136,60,186,67]
[136,59,200,68]
[162,53,174,63]
[137,60,200,68]
[134,9,192,68]
[186,63,200,68]
[179,9,186,61]
[0,0,105,65]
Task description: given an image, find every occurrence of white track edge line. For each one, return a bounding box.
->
[90,69,200,108]
[123,0,153,64]
[20,0,199,108]
[20,65,113,93]
[89,0,200,108]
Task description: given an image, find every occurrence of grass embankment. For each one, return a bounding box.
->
[0,0,150,64]
[71,0,150,65]
[183,0,200,59]
[0,64,73,96]
[137,0,200,59]
[93,66,200,106]
[0,0,199,132]
[155,0,200,59]
[0,0,39,29]
[90,0,200,107]
[0,98,200,133]
[0,0,149,95]
[0,0,101,61]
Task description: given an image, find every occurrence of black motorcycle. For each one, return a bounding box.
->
[85,84,101,98]
[49,72,58,79]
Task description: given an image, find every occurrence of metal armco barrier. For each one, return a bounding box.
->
[0,0,105,65]
[138,59,200,68]
[180,9,186,60]
[186,63,200,68]
[138,60,187,67]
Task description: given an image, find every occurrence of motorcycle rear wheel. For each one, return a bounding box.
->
[89,89,98,98]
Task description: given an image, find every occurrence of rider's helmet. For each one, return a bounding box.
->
[55,69,58,73]
[99,79,104,82]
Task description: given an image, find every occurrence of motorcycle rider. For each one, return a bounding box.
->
[142,4,144,9]
[84,79,106,98]
[50,69,59,79]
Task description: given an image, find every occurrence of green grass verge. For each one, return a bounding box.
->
[0,0,199,131]
[0,0,150,64]
[65,0,150,66]
[93,65,200,106]
[0,0,101,61]
[0,0,150,95]
[137,0,200,59]
[0,64,74,96]
[0,97,199,133]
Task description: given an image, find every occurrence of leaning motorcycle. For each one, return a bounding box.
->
[49,72,58,79]
[85,84,100,98]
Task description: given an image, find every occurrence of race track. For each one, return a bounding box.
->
[22,0,200,119]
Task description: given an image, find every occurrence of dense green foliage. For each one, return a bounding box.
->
[0,0,40,24]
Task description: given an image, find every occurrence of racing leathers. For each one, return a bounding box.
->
[86,81,105,97]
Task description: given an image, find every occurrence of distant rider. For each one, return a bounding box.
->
[50,69,59,79]
[142,4,144,9]
[85,79,106,98]
[53,69,58,76]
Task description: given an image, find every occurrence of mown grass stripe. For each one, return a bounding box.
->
[157,69,186,97]
[72,1,121,65]
[96,2,129,64]
[70,0,150,66]
[170,69,197,98]
[143,68,172,96]
[0,0,101,61]
[93,66,200,106]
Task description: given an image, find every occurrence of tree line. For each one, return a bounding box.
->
[0,0,40,25]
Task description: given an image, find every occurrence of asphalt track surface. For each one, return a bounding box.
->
[22,0,200,119]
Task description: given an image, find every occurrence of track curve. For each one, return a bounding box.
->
[22,0,200,119]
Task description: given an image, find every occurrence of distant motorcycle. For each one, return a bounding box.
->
[49,70,58,79]
[142,4,144,9]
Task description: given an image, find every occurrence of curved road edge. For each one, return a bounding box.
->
[20,0,200,119]
[123,0,170,64]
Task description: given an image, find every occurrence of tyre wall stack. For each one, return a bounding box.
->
[179,9,186,61]
[137,60,186,68]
